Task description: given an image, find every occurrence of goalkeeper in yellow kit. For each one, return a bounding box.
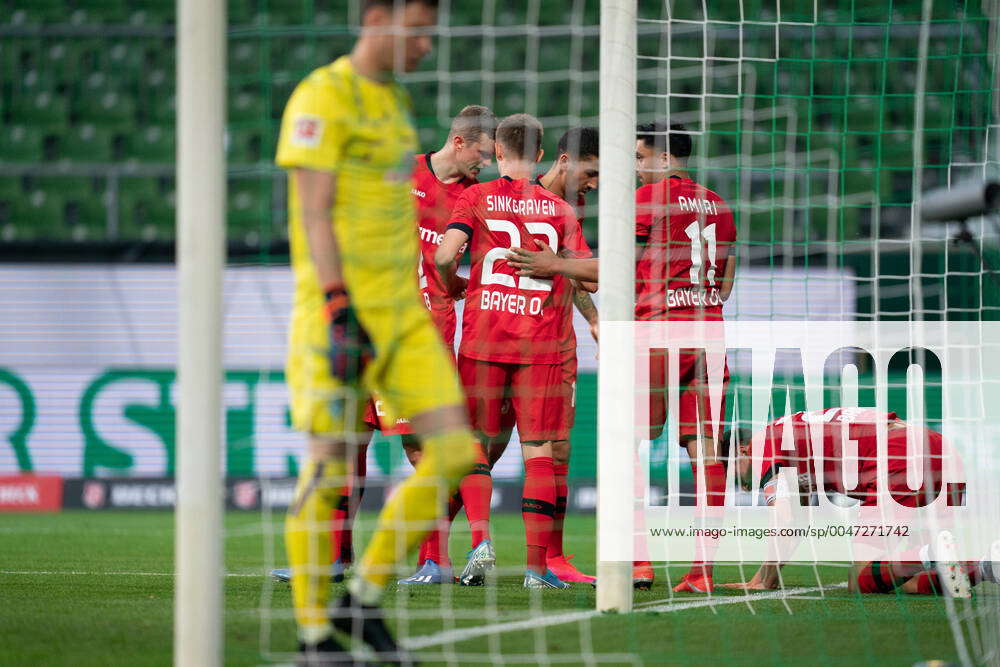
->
[275,0,476,662]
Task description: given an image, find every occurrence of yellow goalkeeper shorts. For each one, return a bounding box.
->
[286,254,464,438]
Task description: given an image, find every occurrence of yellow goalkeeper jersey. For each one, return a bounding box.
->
[276,55,418,303]
[275,56,461,436]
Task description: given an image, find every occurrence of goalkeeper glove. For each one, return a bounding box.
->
[323,283,373,384]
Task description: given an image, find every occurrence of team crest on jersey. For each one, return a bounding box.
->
[291,114,324,148]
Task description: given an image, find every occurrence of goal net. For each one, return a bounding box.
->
[1,0,997,664]
[228,0,1000,663]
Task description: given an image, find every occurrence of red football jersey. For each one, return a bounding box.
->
[755,408,945,500]
[634,175,736,321]
[412,153,477,313]
[449,176,584,364]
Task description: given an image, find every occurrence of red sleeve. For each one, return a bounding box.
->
[635,186,655,242]
[447,188,478,238]
[561,213,593,259]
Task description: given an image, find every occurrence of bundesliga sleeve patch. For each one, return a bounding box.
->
[291,114,323,148]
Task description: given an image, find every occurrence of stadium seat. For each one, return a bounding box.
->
[312,0,350,25]
[272,39,318,79]
[257,0,308,26]
[119,192,175,241]
[64,196,109,241]
[228,129,265,164]
[230,40,265,76]
[128,0,173,26]
[85,0,131,24]
[230,89,268,123]
[8,91,69,126]
[7,190,64,240]
[58,124,114,163]
[0,125,45,162]
[125,125,175,163]
[75,90,137,126]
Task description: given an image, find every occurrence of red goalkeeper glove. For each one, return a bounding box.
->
[323,283,373,384]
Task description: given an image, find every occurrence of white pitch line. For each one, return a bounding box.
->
[402,584,848,651]
[0,570,262,578]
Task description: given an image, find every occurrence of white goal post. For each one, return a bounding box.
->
[596,0,637,613]
[174,0,226,665]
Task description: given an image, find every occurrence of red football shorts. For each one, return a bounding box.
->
[560,347,578,431]
[648,347,729,442]
[458,354,572,443]
[363,302,457,436]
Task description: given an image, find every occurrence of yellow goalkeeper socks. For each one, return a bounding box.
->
[349,428,477,604]
[285,457,348,643]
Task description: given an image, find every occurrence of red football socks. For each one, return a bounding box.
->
[461,446,493,548]
[523,456,556,574]
[547,463,569,559]
[857,561,913,593]
[688,462,726,578]
[329,445,367,563]
[422,492,463,567]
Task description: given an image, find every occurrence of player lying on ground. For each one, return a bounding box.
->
[721,408,1000,598]
[436,113,595,589]
[275,0,479,662]
[508,122,737,592]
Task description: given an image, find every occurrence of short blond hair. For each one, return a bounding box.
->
[447,105,498,143]
[496,113,543,160]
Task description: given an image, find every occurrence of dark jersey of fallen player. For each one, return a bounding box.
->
[448,175,587,364]
[635,175,736,321]
[757,408,947,505]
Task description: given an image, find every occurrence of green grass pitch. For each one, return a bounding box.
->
[0,510,966,665]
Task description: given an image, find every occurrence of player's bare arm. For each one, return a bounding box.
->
[295,168,343,290]
[573,288,599,342]
[507,242,599,282]
[434,227,470,299]
[720,254,736,301]
[719,485,786,590]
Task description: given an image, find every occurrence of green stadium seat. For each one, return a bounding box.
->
[228,130,264,164]
[30,175,97,203]
[272,39,318,79]
[538,37,572,72]
[125,126,175,163]
[846,96,878,132]
[119,177,163,200]
[128,0,173,26]
[313,0,350,25]
[119,193,175,241]
[143,91,176,124]
[15,66,59,98]
[230,40,264,76]
[229,180,269,246]
[0,125,45,162]
[8,91,69,125]
[7,190,64,241]
[230,90,268,123]
[64,195,108,241]
[258,0,308,26]
[58,123,114,163]
[85,0,131,24]
[13,0,64,24]
[75,90,137,126]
